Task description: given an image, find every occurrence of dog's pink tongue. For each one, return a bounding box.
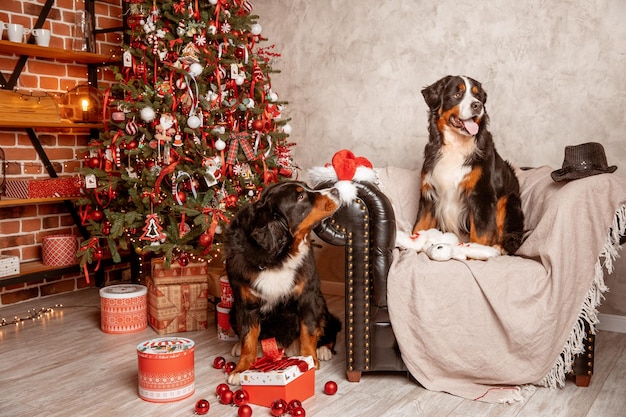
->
[463,120,479,135]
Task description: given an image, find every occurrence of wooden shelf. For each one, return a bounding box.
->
[0,197,79,208]
[0,40,118,64]
[0,120,101,129]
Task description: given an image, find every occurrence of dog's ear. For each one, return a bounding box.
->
[421,76,452,111]
[250,209,291,254]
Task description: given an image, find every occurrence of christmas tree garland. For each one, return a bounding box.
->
[77,0,296,271]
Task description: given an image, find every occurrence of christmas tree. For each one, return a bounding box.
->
[77,0,296,270]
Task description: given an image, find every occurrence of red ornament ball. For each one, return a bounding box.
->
[270,399,288,417]
[90,209,104,222]
[94,247,104,261]
[88,156,100,168]
[177,190,187,203]
[324,380,338,395]
[215,383,230,396]
[213,356,226,369]
[177,254,190,267]
[288,399,303,412]
[233,389,249,407]
[290,406,306,417]
[219,389,233,405]
[238,404,253,417]
[224,361,236,374]
[194,399,210,415]
[199,232,213,247]
[251,119,264,131]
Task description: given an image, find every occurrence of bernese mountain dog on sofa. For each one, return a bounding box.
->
[224,181,342,385]
[413,75,524,255]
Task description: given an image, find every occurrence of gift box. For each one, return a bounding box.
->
[5,177,82,199]
[137,337,195,402]
[0,255,20,278]
[42,234,78,266]
[147,258,209,334]
[241,339,315,407]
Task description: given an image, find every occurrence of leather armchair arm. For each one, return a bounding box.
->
[315,180,399,378]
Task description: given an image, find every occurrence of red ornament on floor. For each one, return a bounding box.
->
[270,398,288,416]
[213,356,226,369]
[324,380,338,395]
[224,361,236,374]
[219,389,233,405]
[290,406,306,417]
[238,404,253,417]
[216,383,230,396]
[194,399,210,415]
[233,389,249,407]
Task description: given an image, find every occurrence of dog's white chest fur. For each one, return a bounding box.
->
[425,139,474,235]
[251,241,309,312]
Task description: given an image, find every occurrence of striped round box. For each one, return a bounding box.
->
[99,285,148,334]
[137,337,195,402]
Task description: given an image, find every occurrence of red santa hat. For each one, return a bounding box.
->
[308,149,377,204]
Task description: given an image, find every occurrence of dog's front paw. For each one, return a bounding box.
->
[317,346,334,361]
[227,371,242,385]
[230,342,242,357]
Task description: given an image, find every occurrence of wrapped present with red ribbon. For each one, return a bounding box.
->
[241,338,315,407]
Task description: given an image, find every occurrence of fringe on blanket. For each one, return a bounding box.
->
[539,204,626,389]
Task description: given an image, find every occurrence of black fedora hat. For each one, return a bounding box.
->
[551,142,617,182]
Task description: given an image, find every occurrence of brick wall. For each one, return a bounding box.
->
[0,0,125,306]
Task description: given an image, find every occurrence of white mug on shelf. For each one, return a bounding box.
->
[32,28,51,47]
[7,23,30,43]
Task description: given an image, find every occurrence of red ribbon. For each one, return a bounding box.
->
[249,338,310,372]
[76,237,100,284]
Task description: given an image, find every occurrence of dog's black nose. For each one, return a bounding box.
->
[471,101,483,113]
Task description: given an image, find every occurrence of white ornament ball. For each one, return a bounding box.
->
[268,92,278,102]
[188,63,203,77]
[215,139,226,151]
[250,23,262,36]
[281,123,292,135]
[140,107,156,123]
[187,115,201,129]
[176,78,187,90]
[245,98,255,108]
[209,0,218,4]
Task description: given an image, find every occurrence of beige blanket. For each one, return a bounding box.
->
[382,166,626,403]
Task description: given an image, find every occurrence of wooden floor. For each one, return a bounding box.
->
[1,288,625,417]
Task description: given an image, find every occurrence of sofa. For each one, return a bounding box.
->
[314,166,626,395]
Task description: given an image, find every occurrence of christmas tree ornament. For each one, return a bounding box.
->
[287,399,303,412]
[90,209,104,222]
[215,138,226,151]
[238,405,253,417]
[324,380,338,395]
[187,114,201,129]
[219,389,233,405]
[140,106,156,122]
[290,407,306,417]
[213,356,226,369]
[140,213,166,242]
[125,118,138,135]
[188,62,204,77]
[224,361,236,374]
[177,253,190,266]
[250,23,262,35]
[216,383,230,397]
[270,399,288,416]
[232,389,249,407]
[194,399,210,415]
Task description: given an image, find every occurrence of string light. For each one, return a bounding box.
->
[0,305,63,328]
